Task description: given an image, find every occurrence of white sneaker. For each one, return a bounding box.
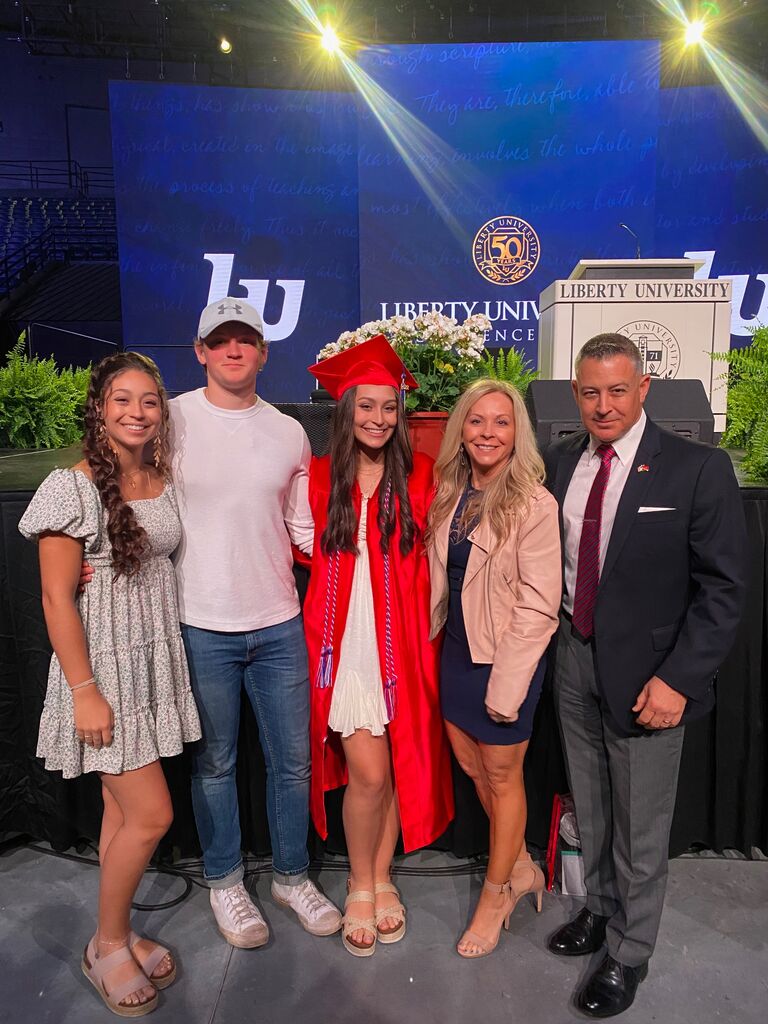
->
[271,879,342,936]
[210,883,270,948]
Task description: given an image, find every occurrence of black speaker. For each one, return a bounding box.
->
[274,402,335,456]
[525,378,715,448]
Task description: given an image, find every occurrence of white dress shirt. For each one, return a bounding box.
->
[562,410,647,614]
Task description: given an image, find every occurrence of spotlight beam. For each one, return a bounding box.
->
[285,0,492,248]
[699,40,768,151]
[650,0,767,152]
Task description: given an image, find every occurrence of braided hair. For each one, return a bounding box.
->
[82,352,171,577]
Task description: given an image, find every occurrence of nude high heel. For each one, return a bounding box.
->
[510,851,545,913]
[456,878,514,959]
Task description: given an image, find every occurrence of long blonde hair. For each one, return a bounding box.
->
[428,379,545,547]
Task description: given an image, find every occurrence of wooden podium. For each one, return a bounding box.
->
[538,259,732,432]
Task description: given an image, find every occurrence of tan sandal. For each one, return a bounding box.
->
[128,931,176,990]
[509,853,545,914]
[81,937,158,1017]
[457,878,514,960]
[341,889,377,958]
[374,882,406,944]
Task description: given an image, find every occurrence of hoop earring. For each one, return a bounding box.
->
[153,434,162,469]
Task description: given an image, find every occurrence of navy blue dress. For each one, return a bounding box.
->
[440,490,545,745]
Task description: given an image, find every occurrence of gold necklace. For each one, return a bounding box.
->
[120,468,149,490]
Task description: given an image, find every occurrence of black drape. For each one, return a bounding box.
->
[2,489,766,859]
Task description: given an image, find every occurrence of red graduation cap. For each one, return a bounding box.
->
[307,334,418,401]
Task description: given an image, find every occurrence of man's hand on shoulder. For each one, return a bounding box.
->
[632,675,687,730]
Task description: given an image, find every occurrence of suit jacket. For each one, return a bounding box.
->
[544,417,748,737]
[428,485,562,720]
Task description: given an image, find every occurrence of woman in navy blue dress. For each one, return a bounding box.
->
[428,380,562,959]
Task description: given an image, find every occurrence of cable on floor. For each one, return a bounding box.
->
[23,841,492,912]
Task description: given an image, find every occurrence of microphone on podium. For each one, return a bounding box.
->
[618,222,641,260]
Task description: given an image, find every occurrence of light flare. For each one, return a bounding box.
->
[651,0,767,151]
[684,20,705,46]
[286,1,491,248]
[320,25,341,54]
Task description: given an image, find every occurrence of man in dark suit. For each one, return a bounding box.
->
[543,333,747,1018]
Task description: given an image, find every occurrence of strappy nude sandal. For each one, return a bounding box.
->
[81,937,158,1017]
[509,853,545,914]
[374,882,407,944]
[128,931,176,990]
[341,889,377,958]
[456,878,514,960]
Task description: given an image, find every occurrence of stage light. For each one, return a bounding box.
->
[684,20,705,45]
[219,37,232,54]
[320,25,341,54]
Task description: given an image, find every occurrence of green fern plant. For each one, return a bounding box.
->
[0,333,91,450]
[482,346,539,396]
[712,324,768,483]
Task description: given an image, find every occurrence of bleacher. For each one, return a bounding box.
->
[0,195,116,265]
[0,163,120,361]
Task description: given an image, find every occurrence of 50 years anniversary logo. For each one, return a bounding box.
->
[472,215,541,286]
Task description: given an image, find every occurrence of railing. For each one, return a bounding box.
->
[0,160,114,195]
[26,323,119,369]
[0,225,118,299]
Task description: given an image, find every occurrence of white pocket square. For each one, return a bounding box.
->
[638,506,676,513]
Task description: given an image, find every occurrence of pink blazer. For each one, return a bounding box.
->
[429,485,562,720]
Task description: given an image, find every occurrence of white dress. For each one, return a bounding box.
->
[328,495,389,737]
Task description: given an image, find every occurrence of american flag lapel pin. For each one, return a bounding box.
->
[637,464,650,473]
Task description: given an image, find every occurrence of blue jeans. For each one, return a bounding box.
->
[181,614,311,888]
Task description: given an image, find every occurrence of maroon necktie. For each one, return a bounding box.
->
[571,444,616,639]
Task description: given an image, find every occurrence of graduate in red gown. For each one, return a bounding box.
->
[305,335,454,957]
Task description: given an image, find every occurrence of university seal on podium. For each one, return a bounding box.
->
[617,320,681,379]
[472,215,540,285]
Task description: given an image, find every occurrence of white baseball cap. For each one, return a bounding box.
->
[197,297,265,340]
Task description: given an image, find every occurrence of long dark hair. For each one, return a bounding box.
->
[321,386,416,557]
[82,352,172,578]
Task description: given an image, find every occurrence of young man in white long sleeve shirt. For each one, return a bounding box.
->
[172,297,340,946]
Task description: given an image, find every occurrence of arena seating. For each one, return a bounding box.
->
[0,195,116,265]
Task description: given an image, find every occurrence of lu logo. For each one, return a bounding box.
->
[205,253,305,342]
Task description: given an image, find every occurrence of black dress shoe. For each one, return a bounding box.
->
[576,954,649,1018]
[548,908,608,956]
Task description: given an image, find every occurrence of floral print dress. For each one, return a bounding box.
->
[19,468,201,778]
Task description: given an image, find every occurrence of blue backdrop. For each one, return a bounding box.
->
[356,40,659,362]
[110,82,360,399]
[109,42,768,398]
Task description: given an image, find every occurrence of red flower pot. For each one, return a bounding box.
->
[407,411,449,462]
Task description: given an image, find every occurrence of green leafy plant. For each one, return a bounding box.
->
[319,312,489,412]
[712,324,768,483]
[0,334,90,450]
[482,346,539,396]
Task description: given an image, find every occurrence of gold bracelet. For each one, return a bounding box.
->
[70,677,96,692]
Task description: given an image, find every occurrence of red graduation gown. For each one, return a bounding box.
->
[304,452,454,852]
